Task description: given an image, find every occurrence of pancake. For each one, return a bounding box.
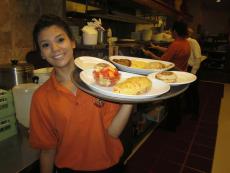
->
[113,76,152,95]
[155,71,177,83]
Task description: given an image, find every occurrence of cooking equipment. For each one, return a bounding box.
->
[33,67,53,84]
[97,30,106,44]
[142,29,153,41]
[0,60,34,89]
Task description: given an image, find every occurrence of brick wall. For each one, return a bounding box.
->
[0,0,64,64]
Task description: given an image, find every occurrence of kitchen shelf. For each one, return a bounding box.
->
[66,0,154,24]
[133,0,193,21]
[86,10,153,24]
[201,35,229,71]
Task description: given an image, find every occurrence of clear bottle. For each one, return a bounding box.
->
[107,28,112,38]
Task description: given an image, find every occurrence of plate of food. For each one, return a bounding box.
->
[109,55,175,75]
[148,71,197,86]
[74,56,115,70]
[79,63,170,101]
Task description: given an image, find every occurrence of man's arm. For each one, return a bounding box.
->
[190,39,202,74]
[108,104,133,138]
[142,48,161,59]
[40,149,56,173]
[150,43,168,52]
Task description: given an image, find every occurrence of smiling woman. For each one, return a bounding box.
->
[29,14,133,173]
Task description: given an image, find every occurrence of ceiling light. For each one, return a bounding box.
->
[216,0,221,3]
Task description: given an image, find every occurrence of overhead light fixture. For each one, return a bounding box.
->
[216,0,221,3]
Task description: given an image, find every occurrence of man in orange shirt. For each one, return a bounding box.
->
[29,14,133,173]
[143,20,190,131]
[142,20,190,71]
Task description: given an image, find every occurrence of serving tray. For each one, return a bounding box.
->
[71,68,189,104]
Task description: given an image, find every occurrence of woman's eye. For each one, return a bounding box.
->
[57,37,65,43]
[41,43,49,48]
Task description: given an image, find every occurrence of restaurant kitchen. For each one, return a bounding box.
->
[0,0,229,173]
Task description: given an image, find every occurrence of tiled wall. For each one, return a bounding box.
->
[0,0,64,64]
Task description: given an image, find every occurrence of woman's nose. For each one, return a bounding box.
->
[51,43,60,51]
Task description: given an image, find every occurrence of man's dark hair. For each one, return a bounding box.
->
[172,20,188,38]
[33,14,74,51]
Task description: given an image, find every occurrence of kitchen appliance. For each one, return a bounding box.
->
[0,60,34,90]
[12,83,40,128]
[142,29,153,41]
[97,30,106,45]
[33,67,53,84]
[0,89,17,142]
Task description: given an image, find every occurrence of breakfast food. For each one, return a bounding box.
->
[155,71,177,83]
[113,59,131,67]
[113,76,152,95]
[112,58,168,70]
[130,60,149,69]
[148,62,165,69]
[93,63,120,86]
[130,60,166,70]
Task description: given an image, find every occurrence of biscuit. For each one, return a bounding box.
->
[155,71,177,83]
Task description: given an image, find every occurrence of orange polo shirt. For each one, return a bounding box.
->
[161,39,191,71]
[29,71,123,171]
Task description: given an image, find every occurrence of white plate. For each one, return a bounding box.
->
[74,56,115,70]
[148,71,197,86]
[80,69,170,101]
[109,56,175,75]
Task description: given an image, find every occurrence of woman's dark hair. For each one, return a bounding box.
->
[172,20,188,38]
[33,14,74,51]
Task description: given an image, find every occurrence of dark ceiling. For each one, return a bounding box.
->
[202,0,230,10]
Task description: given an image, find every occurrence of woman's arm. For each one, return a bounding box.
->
[108,104,133,138]
[40,149,56,173]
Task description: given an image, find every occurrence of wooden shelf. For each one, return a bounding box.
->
[133,0,193,21]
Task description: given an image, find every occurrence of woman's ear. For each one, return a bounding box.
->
[71,40,76,49]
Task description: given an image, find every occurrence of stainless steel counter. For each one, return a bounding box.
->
[0,125,39,173]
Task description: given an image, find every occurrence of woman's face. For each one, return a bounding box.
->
[38,25,75,69]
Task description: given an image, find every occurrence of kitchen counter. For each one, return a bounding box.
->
[0,125,39,173]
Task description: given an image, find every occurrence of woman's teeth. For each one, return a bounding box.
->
[53,54,63,59]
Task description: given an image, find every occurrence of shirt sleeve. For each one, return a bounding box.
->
[190,39,202,74]
[29,92,58,149]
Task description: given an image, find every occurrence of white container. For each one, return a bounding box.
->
[82,25,98,45]
[33,67,53,84]
[12,83,40,128]
[33,67,52,84]
[83,32,98,45]
[142,29,153,41]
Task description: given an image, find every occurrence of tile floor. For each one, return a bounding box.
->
[212,84,230,173]
[124,81,224,173]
